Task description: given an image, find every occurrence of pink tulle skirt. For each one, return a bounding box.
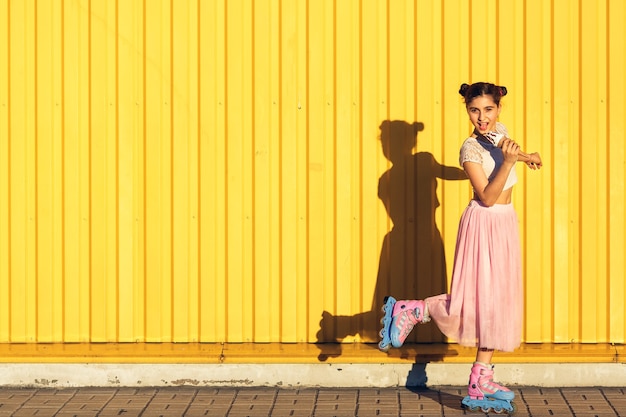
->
[426,200,523,352]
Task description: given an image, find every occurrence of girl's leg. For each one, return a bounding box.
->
[476,347,494,364]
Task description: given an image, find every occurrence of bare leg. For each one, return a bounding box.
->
[476,347,494,364]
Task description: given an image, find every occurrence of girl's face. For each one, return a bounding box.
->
[466,95,501,134]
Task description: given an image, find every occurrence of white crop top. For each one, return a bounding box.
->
[459,123,518,191]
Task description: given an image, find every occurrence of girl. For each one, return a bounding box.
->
[378,82,542,413]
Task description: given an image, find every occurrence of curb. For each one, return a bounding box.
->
[1,362,625,388]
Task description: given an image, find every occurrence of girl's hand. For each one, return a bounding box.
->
[499,138,520,165]
[525,152,542,170]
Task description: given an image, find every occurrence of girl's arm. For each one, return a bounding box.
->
[463,139,520,207]
[502,140,542,170]
[482,130,543,170]
[516,149,542,169]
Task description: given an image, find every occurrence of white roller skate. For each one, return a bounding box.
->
[378,296,429,352]
[461,362,517,414]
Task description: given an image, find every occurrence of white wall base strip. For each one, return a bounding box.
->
[0,363,624,388]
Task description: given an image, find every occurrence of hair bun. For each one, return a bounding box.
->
[412,122,425,133]
[459,83,470,97]
[499,86,508,96]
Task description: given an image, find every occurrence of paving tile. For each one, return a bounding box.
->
[202,397,235,407]
[67,393,113,401]
[607,400,626,409]
[184,408,228,417]
[185,406,232,417]
[227,412,269,417]
[526,404,570,412]
[357,397,399,405]
[98,409,143,417]
[115,387,158,395]
[0,399,30,408]
[58,402,104,411]
[270,407,317,417]
[98,407,148,415]
[12,410,60,417]
[355,409,398,416]
[276,388,318,396]
[144,403,192,414]
[150,392,196,403]
[399,414,449,417]
[103,398,151,408]
[314,402,357,412]
[400,403,443,412]
[232,392,276,403]
[228,403,272,416]
[316,390,358,403]
[19,394,73,408]
[188,394,223,402]
[602,388,625,398]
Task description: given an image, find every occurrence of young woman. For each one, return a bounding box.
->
[379,82,542,413]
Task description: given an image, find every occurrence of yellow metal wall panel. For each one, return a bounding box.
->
[250,0,282,343]
[116,0,144,343]
[208,0,225,343]
[1,0,626,347]
[607,0,626,343]
[61,0,91,342]
[8,0,38,342]
[523,0,555,343]
[89,0,119,342]
[551,0,578,343]
[356,0,387,344]
[225,0,248,342]
[36,0,64,342]
[294,0,309,344]
[305,0,330,342]
[144,0,172,342]
[171,0,199,343]
[580,0,606,343]
[0,0,9,342]
[278,0,297,342]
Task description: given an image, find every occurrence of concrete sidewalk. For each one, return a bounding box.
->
[0,386,623,417]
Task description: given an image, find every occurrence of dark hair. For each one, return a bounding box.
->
[459,82,507,105]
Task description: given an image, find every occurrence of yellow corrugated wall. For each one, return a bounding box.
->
[0,0,625,345]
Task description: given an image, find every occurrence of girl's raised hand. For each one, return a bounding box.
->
[499,138,520,164]
[525,152,542,170]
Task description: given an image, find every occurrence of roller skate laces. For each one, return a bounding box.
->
[462,362,517,414]
[378,296,430,352]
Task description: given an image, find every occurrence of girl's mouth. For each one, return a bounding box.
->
[477,122,489,131]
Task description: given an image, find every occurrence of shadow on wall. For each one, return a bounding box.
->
[315,120,467,361]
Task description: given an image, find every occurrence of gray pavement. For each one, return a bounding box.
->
[0,386,624,416]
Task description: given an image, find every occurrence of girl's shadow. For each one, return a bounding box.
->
[316,120,467,359]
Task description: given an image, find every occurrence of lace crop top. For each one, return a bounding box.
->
[459,124,518,191]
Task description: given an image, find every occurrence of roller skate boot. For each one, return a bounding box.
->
[461,362,517,414]
[378,296,429,352]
